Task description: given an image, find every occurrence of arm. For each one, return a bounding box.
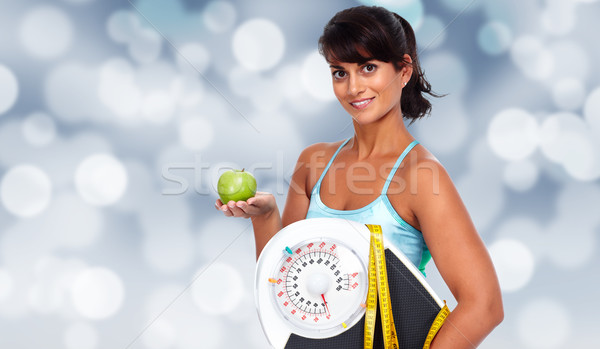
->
[216,145,317,259]
[411,159,504,348]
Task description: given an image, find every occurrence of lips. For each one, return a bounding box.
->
[350,97,374,110]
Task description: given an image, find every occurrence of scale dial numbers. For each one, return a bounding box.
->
[271,240,367,332]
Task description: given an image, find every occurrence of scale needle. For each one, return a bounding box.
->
[321,294,330,316]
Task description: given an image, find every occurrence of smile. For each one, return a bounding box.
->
[350,98,374,110]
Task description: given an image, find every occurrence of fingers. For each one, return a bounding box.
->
[215,200,254,218]
[215,194,272,218]
[215,199,235,217]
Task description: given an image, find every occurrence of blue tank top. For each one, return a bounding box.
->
[305,138,431,275]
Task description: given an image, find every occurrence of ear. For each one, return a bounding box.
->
[401,54,413,85]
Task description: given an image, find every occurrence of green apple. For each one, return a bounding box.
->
[217,169,257,203]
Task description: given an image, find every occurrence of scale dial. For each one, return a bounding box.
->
[271,239,367,333]
[255,218,373,347]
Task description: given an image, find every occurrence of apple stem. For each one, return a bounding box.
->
[241,168,245,172]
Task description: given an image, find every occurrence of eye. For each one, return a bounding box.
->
[332,70,346,80]
[363,64,377,73]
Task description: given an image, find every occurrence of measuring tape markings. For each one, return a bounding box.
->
[363,224,450,349]
[364,224,400,349]
[422,302,450,349]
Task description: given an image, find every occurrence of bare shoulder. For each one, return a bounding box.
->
[403,144,461,211]
[297,140,345,161]
[295,140,347,196]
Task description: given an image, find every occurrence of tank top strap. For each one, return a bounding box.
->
[381,140,420,195]
[314,137,352,190]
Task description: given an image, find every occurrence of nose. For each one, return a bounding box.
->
[347,74,364,96]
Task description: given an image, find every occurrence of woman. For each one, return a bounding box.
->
[216,6,503,347]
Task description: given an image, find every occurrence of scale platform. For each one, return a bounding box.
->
[255,218,446,348]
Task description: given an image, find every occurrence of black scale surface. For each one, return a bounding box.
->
[284,249,441,349]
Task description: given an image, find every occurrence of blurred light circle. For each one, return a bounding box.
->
[0,64,19,115]
[140,90,176,124]
[556,181,600,228]
[141,318,176,349]
[494,217,544,260]
[170,76,204,108]
[70,267,125,319]
[46,193,104,248]
[232,19,285,72]
[416,16,446,50]
[45,62,102,123]
[548,41,590,81]
[178,117,214,151]
[64,322,98,349]
[487,108,539,161]
[0,269,14,301]
[129,28,162,64]
[546,220,595,269]
[106,10,140,43]
[584,87,600,130]
[75,153,128,206]
[510,35,555,80]
[560,132,600,181]
[176,42,210,75]
[203,1,236,33]
[250,77,285,112]
[489,239,535,292]
[541,1,576,36]
[458,139,505,231]
[517,298,571,348]
[191,263,244,315]
[1,164,52,218]
[422,51,468,95]
[228,65,263,97]
[63,0,96,3]
[302,50,336,101]
[143,232,194,273]
[539,112,586,163]
[28,282,61,313]
[539,112,600,180]
[477,21,512,55]
[197,218,250,260]
[98,59,142,119]
[22,112,57,147]
[276,64,304,100]
[439,0,481,12]
[19,6,73,59]
[503,159,539,191]
[552,78,585,111]
[416,97,468,154]
[177,311,225,349]
[357,0,424,27]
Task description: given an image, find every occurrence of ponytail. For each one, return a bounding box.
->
[393,12,441,123]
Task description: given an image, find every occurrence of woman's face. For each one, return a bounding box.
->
[329,58,410,124]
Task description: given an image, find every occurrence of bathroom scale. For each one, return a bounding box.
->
[255,217,449,348]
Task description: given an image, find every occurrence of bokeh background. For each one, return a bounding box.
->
[1,0,599,347]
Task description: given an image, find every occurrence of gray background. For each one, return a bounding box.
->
[0,0,599,348]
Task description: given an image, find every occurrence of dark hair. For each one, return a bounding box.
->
[318,6,441,122]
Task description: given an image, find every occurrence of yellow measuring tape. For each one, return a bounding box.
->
[422,302,451,348]
[363,224,451,349]
[364,224,399,349]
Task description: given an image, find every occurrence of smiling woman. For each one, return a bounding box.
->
[216,5,503,348]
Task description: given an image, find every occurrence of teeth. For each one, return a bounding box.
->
[352,99,372,107]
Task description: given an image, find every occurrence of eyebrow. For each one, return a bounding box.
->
[329,58,377,70]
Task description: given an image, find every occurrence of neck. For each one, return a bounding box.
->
[349,109,414,160]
